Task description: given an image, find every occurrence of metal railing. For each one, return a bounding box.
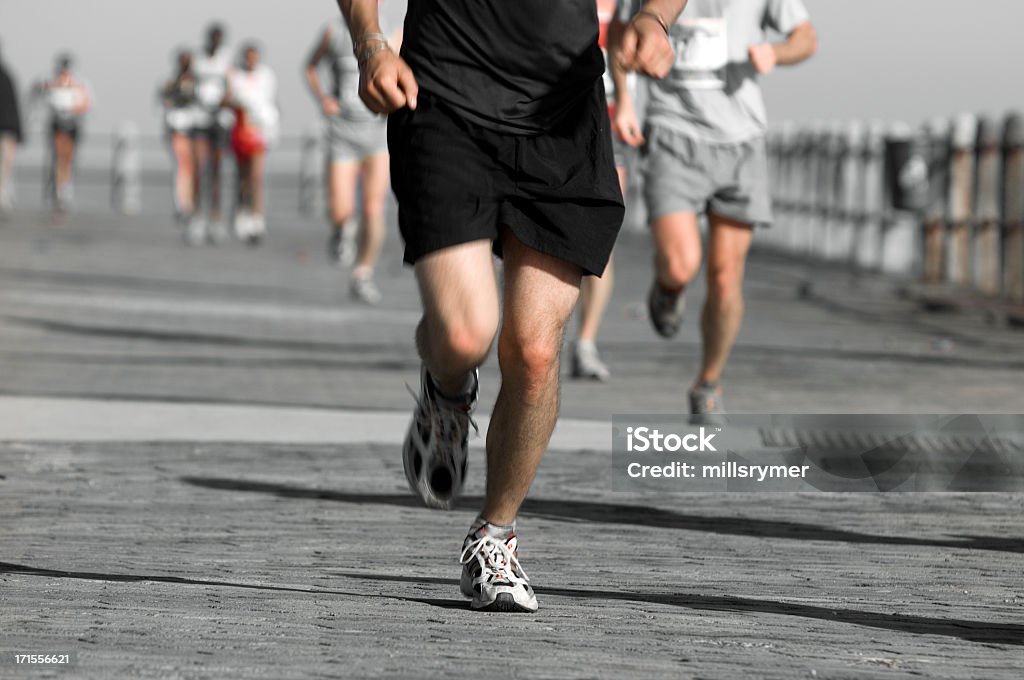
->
[764,113,1024,306]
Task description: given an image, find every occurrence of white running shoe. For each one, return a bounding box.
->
[185,216,207,246]
[402,365,478,510]
[460,526,538,613]
[571,339,610,381]
[233,211,252,240]
[350,273,382,306]
[247,214,266,246]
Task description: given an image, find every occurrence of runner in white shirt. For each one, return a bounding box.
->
[189,23,232,244]
[228,43,278,244]
[35,54,91,212]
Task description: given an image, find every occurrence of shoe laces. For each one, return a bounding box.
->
[404,381,480,459]
[460,533,529,586]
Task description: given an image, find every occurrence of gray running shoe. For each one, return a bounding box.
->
[571,340,610,381]
[350,274,382,306]
[648,283,686,339]
[460,528,538,613]
[185,216,207,246]
[689,381,726,416]
[207,219,230,245]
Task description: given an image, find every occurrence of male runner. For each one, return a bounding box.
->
[189,23,232,245]
[613,0,816,414]
[336,0,686,612]
[305,2,405,304]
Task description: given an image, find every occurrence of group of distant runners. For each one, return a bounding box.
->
[159,24,279,247]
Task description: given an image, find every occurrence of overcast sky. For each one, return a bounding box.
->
[0,0,1020,137]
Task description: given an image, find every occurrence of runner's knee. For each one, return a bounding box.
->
[707,264,744,300]
[431,317,497,367]
[658,248,700,288]
[498,327,561,390]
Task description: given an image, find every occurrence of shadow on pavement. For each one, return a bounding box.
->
[338,572,1023,646]
[4,316,410,355]
[181,477,1024,554]
[3,561,1018,645]
[0,561,365,598]
[12,315,1024,371]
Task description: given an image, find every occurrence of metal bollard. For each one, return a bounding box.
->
[947,113,977,286]
[298,124,323,218]
[921,118,950,284]
[855,120,886,269]
[111,121,141,215]
[794,122,824,254]
[881,122,927,275]
[1002,112,1024,301]
[833,120,865,264]
[773,121,799,251]
[973,115,1002,294]
[820,120,847,259]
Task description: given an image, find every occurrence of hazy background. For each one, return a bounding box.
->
[0,0,1019,139]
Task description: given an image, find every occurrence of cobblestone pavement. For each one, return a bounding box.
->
[0,208,1021,678]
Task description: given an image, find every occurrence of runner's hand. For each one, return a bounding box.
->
[612,101,645,148]
[618,15,673,79]
[320,95,341,117]
[359,49,418,113]
[748,43,778,74]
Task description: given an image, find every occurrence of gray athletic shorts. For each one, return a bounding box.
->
[327,115,388,163]
[642,125,773,226]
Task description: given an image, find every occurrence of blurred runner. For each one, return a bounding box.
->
[613,0,817,415]
[569,0,637,381]
[190,23,232,244]
[336,0,685,613]
[305,2,405,304]
[228,43,278,245]
[0,42,23,216]
[159,49,198,225]
[35,53,91,213]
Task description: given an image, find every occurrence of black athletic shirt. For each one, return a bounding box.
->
[400,0,605,135]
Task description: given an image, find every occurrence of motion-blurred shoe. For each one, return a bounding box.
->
[571,339,610,381]
[648,282,686,339]
[327,227,357,267]
[403,365,478,510]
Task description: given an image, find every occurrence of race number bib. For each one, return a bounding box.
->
[670,17,728,90]
[196,79,225,109]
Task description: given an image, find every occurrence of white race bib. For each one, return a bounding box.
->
[670,17,728,90]
[196,79,225,109]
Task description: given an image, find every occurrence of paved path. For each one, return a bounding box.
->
[0,208,1022,678]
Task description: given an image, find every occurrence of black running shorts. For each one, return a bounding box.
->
[388,82,624,276]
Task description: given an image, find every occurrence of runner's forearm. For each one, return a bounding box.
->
[336,0,383,41]
[773,21,817,66]
[607,19,633,108]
